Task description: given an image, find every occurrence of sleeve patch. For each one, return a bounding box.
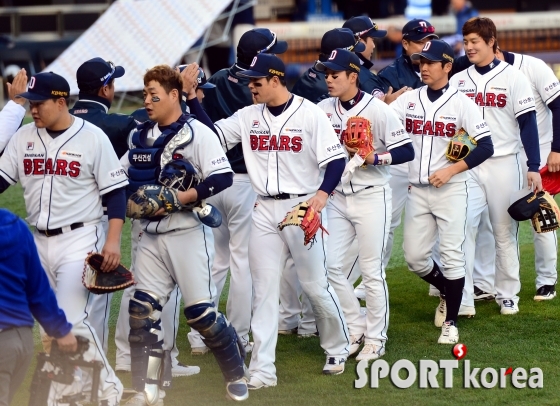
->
[211,156,229,166]
[109,168,126,179]
[326,142,343,154]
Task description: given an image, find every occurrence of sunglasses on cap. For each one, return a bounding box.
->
[103,61,116,87]
[356,20,379,37]
[406,25,436,35]
[258,31,278,54]
[345,34,363,52]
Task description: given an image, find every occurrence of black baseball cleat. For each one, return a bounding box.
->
[473,285,495,301]
[534,285,557,301]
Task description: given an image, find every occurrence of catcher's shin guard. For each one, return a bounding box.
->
[185,302,246,382]
[128,290,166,404]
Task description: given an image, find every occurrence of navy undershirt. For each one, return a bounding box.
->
[341,90,364,111]
[426,83,450,103]
[267,94,294,116]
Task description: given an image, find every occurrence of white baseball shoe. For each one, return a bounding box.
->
[473,285,496,301]
[298,331,319,338]
[191,346,210,355]
[434,296,446,327]
[278,327,298,335]
[171,363,200,377]
[354,282,366,300]
[322,356,346,375]
[438,321,459,344]
[226,378,249,401]
[356,344,385,361]
[246,376,277,390]
[458,304,476,318]
[348,333,365,356]
[243,341,254,353]
[500,299,519,315]
[125,392,164,406]
[534,285,557,301]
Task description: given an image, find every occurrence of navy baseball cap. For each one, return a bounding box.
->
[238,53,285,79]
[402,19,438,42]
[17,72,70,101]
[508,191,541,221]
[343,16,387,39]
[237,28,288,58]
[321,28,366,55]
[411,40,454,63]
[316,48,361,74]
[76,57,125,91]
[177,65,215,89]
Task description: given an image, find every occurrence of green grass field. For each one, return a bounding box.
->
[3,182,560,406]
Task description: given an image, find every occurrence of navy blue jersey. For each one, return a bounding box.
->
[378,54,424,91]
[69,97,136,159]
[202,64,253,174]
[291,65,328,104]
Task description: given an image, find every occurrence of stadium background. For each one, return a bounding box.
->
[1,0,560,404]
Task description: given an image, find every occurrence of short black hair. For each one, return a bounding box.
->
[79,78,114,96]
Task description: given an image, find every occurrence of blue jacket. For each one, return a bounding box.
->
[378,54,424,91]
[70,95,137,159]
[202,64,253,174]
[291,65,329,104]
[0,209,72,337]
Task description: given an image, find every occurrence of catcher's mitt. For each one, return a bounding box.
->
[540,165,560,195]
[446,128,477,162]
[343,116,374,162]
[531,191,560,233]
[278,202,329,246]
[126,184,185,219]
[82,252,134,294]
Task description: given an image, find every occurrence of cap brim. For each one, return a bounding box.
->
[269,40,288,54]
[111,66,125,80]
[406,33,439,42]
[316,61,348,72]
[410,52,442,62]
[16,92,52,101]
[366,29,387,38]
[237,69,269,78]
[198,82,216,89]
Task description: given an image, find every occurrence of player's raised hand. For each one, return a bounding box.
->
[527,171,543,192]
[7,68,28,106]
[178,63,199,99]
[306,190,329,213]
[382,86,411,105]
[547,151,560,173]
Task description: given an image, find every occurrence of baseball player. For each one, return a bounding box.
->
[471,48,560,303]
[317,48,414,359]
[449,17,542,315]
[121,65,248,405]
[0,68,27,152]
[188,28,288,354]
[391,40,494,343]
[0,72,127,405]
[342,16,389,98]
[214,53,350,388]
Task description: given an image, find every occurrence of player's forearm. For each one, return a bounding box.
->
[375,143,414,166]
[105,187,126,220]
[193,171,233,200]
[517,110,540,171]
[186,98,218,135]
[319,158,345,194]
[106,218,124,246]
[463,136,494,169]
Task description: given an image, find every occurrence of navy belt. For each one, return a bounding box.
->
[265,193,308,200]
[37,222,85,237]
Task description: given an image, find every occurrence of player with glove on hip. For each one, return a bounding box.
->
[391,40,494,344]
[119,65,248,405]
[317,48,414,360]
[214,53,350,388]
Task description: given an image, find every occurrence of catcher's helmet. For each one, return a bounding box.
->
[159,159,199,191]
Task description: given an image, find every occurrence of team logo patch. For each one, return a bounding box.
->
[60,150,83,159]
[109,168,126,179]
[458,80,465,87]
[72,109,88,114]
[372,89,385,99]
[228,75,238,84]
[326,113,333,118]
[26,142,34,150]
[407,102,416,110]
[252,120,260,128]
[309,71,316,78]
[211,156,228,166]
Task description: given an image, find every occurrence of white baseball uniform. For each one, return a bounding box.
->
[0,117,127,404]
[215,95,350,386]
[450,61,538,306]
[318,92,411,349]
[0,101,25,152]
[391,85,491,281]
[473,53,560,297]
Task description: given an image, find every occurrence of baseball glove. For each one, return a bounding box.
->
[531,191,560,233]
[82,252,134,294]
[539,165,560,195]
[343,116,374,161]
[278,202,328,246]
[445,128,477,162]
[126,184,185,219]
